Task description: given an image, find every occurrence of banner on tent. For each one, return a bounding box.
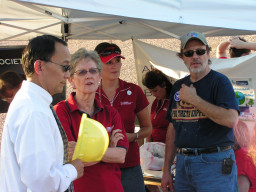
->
[0,46,25,75]
[0,46,67,113]
[0,46,25,113]
[133,39,256,109]
[230,77,255,107]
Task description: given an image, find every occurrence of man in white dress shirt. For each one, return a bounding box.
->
[0,35,84,192]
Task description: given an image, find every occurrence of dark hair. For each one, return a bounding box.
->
[94,42,121,55]
[22,35,67,77]
[142,69,173,97]
[229,37,251,58]
[0,71,23,98]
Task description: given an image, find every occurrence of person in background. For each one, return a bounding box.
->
[216,36,256,59]
[142,69,173,143]
[235,148,256,192]
[54,48,129,192]
[94,42,152,192]
[0,35,84,191]
[142,69,173,192]
[0,71,23,103]
[234,120,256,192]
[161,31,239,192]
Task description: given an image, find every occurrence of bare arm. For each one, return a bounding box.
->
[230,38,256,51]
[126,106,152,142]
[161,123,176,192]
[238,175,250,192]
[146,135,152,142]
[179,84,238,128]
[69,159,85,179]
[101,147,127,163]
[216,39,230,58]
[101,128,127,163]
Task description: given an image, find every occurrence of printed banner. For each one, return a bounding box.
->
[230,77,255,107]
[0,46,66,113]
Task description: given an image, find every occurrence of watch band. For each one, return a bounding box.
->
[134,132,139,142]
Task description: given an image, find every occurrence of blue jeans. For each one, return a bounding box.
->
[121,165,145,192]
[175,148,238,192]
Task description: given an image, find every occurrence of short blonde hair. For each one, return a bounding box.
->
[70,48,102,76]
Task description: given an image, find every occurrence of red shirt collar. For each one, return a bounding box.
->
[66,92,104,115]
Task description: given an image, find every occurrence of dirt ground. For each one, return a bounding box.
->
[1,35,256,147]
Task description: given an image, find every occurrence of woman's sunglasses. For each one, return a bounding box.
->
[99,49,121,57]
[183,49,206,57]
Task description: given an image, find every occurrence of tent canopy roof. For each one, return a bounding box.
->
[1,0,256,41]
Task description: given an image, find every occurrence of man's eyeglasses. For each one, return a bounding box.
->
[99,49,121,57]
[74,68,99,76]
[183,49,206,57]
[45,60,71,72]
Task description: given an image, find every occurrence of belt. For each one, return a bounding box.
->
[177,146,232,156]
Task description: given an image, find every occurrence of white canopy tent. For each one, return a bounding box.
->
[1,0,256,101]
[1,0,256,105]
[1,0,256,41]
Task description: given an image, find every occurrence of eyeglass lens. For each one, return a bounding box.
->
[183,49,206,57]
[75,68,99,76]
[61,65,71,72]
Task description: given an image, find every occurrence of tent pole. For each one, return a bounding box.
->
[0,22,61,41]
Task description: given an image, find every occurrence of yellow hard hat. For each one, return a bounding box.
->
[72,113,109,162]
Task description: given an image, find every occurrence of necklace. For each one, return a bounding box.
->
[99,81,115,106]
[99,80,121,110]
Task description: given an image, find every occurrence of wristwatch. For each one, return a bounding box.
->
[134,132,139,142]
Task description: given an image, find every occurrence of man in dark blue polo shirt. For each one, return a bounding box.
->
[161,31,239,192]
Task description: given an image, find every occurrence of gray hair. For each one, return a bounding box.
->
[70,48,102,76]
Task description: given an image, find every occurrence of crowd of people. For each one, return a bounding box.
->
[0,32,255,192]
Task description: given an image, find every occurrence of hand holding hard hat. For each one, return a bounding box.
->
[72,114,109,162]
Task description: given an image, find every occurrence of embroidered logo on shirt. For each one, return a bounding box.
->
[163,107,167,111]
[120,101,133,105]
[106,125,114,133]
[127,90,132,95]
[174,91,180,101]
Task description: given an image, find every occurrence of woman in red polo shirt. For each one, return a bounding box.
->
[94,42,152,192]
[234,120,256,192]
[142,69,173,143]
[54,48,129,192]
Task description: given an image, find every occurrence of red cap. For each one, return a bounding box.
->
[100,53,125,63]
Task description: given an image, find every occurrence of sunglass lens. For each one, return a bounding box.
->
[184,49,206,57]
[114,50,121,54]
[100,51,112,57]
[184,50,194,57]
[100,49,121,57]
[196,49,206,56]
[63,65,71,72]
